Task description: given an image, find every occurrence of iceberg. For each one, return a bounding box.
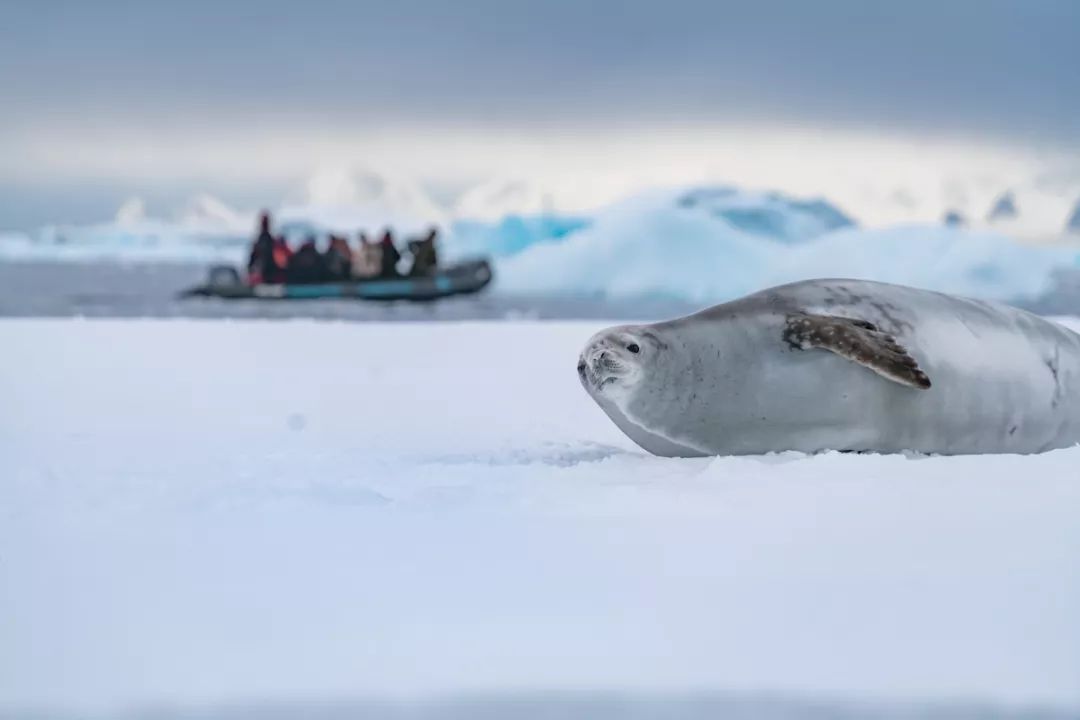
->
[974,187,1077,241]
[0,196,254,263]
[498,187,1080,303]
[3,181,1079,306]
[1067,197,1080,234]
[447,215,590,259]
[942,209,966,227]
[772,224,1080,301]
[675,187,854,243]
[986,190,1019,222]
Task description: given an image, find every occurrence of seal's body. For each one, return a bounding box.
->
[578,279,1080,456]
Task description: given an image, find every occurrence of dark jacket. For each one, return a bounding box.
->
[379,237,401,278]
[286,241,326,284]
[409,237,438,277]
[323,237,353,280]
[247,229,277,282]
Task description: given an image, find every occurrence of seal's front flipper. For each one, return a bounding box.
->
[784,314,932,390]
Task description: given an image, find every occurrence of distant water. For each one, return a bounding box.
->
[0,261,700,321]
[2,260,1079,320]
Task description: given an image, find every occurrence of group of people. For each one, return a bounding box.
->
[246,211,440,285]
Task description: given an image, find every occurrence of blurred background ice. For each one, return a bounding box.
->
[3,0,1080,316]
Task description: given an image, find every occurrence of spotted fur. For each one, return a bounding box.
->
[783,313,932,390]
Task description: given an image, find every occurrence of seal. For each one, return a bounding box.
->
[578,279,1080,456]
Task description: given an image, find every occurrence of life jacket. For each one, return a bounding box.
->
[272,239,292,269]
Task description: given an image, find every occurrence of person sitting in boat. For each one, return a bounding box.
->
[351,232,382,279]
[286,235,326,284]
[378,229,401,278]
[269,234,292,284]
[247,211,282,284]
[323,234,353,281]
[407,227,439,277]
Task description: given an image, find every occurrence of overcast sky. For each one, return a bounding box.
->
[2,0,1078,228]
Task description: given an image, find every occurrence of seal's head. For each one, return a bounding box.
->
[577,326,660,401]
[577,323,705,457]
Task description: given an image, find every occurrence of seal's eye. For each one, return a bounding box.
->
[627,343,640,354]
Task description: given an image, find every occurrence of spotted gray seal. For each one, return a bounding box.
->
[577,279,1080,456]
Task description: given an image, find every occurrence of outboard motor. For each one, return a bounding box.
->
[207,265,242,289]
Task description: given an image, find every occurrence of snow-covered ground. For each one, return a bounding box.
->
[2,318,1080,718]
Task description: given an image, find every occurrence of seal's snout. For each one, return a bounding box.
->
[579,330,647,395]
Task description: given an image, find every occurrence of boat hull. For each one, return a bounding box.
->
[182,259,493,302]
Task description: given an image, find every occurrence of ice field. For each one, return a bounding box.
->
[2,318,1080,718]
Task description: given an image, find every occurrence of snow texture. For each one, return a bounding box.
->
[1,318,1079,717]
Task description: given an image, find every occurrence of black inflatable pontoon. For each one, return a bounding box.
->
[181,259,493,302]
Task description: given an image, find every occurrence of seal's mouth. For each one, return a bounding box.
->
[578,349,632,392]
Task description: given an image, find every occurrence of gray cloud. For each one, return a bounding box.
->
[3,0,1079,229]
[3,0,1079,142]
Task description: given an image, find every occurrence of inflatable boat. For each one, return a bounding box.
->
[181,259,493,302]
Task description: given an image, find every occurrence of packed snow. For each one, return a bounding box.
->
[2,318,1079,718]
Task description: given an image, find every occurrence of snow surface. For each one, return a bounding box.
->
[2,318,1079,717]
